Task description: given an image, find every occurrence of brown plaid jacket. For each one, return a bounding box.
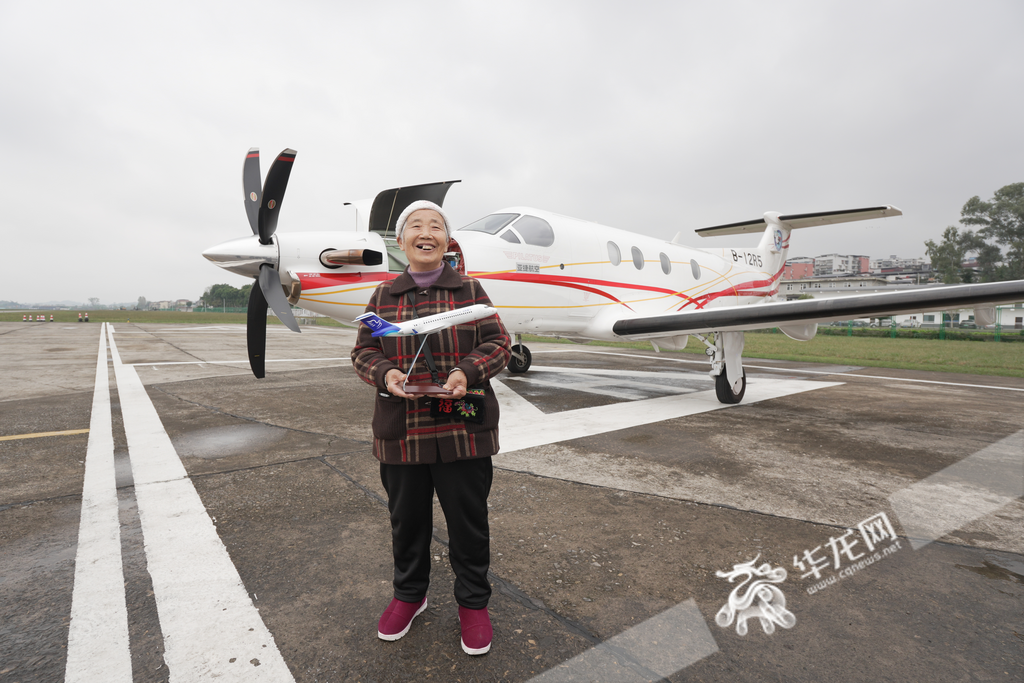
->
[351,265,511,464]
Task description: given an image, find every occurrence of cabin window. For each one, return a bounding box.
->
[459,213,519,234]
[690,259,701,280]
[511,215,555,247]
[631,247,644,270]
[499,229,521,244]
[660,253,671,274]
[608,241,621,266]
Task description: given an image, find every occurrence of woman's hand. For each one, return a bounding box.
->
[384,369,418,398]
[443,368,468,399]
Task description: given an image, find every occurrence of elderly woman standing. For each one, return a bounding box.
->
[351,200,510,655]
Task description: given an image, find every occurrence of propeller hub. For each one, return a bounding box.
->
[202,234,278,278]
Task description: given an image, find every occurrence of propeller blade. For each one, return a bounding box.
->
[243,147,261,235]
[246,280,268,379]
[258,264,301,333]
[257,148,297,245]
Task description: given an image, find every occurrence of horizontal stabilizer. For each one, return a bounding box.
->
[612,280,1024,338]
[695,206,902,238]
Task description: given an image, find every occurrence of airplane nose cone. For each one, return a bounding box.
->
[202,235,279,278]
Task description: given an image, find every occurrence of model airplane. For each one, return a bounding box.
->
[203,148,1024,403]
[355,304,498,338]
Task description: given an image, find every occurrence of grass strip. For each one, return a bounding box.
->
[3,311,1022,378]
[523,332,1024,379]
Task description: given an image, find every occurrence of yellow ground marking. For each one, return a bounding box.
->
[0,429,90,442]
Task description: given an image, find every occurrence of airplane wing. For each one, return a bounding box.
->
[611,280,1024,338]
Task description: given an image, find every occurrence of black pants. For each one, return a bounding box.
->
[380,457,493,609]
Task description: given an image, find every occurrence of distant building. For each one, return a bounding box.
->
[869,255,931,281]
[813,254,869,276]
[778,276,1023,329]
[779,275,890,300]
[782,257,815,280]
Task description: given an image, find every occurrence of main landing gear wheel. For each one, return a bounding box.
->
[715,370,746,404]
[508,344,532,373]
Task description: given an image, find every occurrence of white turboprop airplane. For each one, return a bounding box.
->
[203,148,1024,403]
[355,304,498,338]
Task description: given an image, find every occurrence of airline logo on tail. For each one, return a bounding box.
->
[354,313,402,337]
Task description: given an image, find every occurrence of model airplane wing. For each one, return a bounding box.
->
[355,304,497,338]
[612,280,1024,338]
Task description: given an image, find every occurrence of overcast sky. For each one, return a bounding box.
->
[3,0,1022,305]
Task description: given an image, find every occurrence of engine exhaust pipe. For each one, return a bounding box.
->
[320,249,384,267]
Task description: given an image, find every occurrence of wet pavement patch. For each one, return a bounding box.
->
[955,555,1024,583]
[172,423,289,459]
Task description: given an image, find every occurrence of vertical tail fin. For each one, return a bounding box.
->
[355,312,401,337]
[757,213,792,276]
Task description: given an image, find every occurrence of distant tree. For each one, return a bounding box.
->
[959,182,1024,280]
[924,183,1024,283]
[925,226,975,284]
[204,283,252,309]
[137,296,148,310]
[88,297,100,308]
[974,242,1004,282]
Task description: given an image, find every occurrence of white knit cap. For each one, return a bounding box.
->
[395,200,452,242]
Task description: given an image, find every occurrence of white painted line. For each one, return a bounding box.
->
[107,327,295,682]
[527,599,719,682]
[130,357,351,367]
[535,348,708,366]
[889,430,1024,550]
[519,364,712,381]
[535,348,1024,392]
[491,377,544,422]
[823,372,1024,392]
[65,324,132,683]
[504,374,694,401]
[495,376,841,455]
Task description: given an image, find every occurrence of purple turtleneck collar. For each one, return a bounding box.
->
[408,265,444,290]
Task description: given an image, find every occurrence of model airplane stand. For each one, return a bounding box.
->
[402,333,455,396]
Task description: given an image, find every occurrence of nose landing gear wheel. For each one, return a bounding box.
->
[508,344,532,373]
[715,370,746,404]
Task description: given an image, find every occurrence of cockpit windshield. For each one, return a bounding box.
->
[458,213,519,235]
[510,215,554,247]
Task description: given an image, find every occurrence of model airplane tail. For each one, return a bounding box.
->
[354,312,402,337]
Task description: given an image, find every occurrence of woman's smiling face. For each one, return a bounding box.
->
[398,209,449,272]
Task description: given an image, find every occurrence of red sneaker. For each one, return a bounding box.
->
[377,597,428,641]
[458,605,492,655]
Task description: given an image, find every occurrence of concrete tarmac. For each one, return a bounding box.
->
[1,320,1022,682]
